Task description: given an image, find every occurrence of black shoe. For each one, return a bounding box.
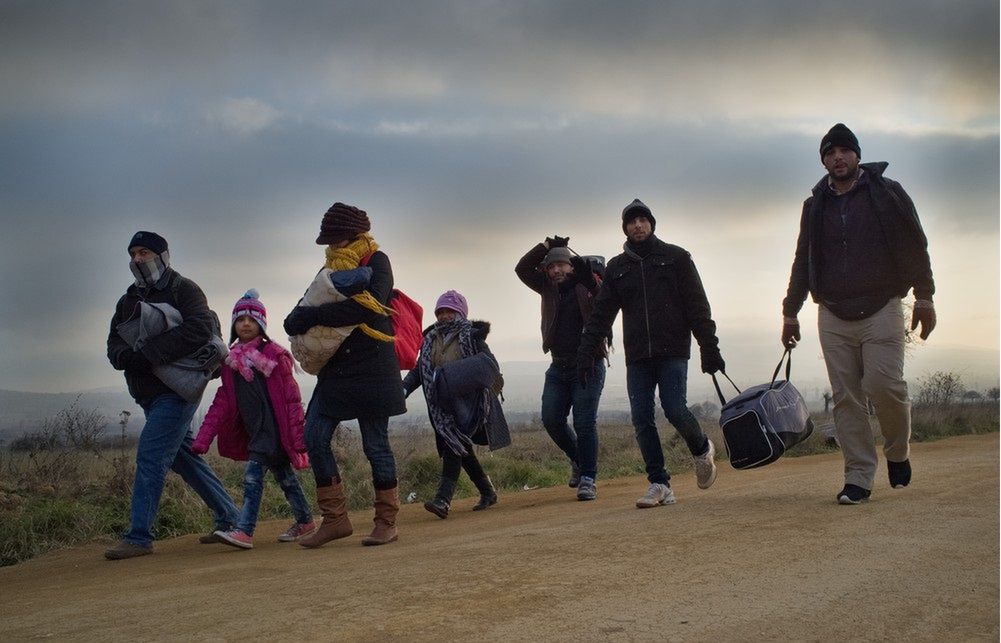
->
[472,492,497,511]
[424,497,450,519]
[887,459,911,488]
[199,532,224,544]
[104,541,153,560]
[837,484,872,505]
[568,462,581,488]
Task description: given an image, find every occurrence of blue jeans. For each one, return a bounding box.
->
[626,357,709,485]
[125,394,239,547]
[236,460,313,535]
[304,399,397,489]
[540,360,605,479]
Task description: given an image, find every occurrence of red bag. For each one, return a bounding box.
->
[360,253,424,370]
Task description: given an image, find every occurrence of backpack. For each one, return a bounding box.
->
[359,253,424,370]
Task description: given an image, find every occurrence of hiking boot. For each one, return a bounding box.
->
[635,483,676,508]
[104,541,152,560]
[887,459,912,489]
[576,476,597,501]
[424,497,450,519]
[694,439,718,490]
[568,462,581,488]
[199,532,223,544]
[215,529,254,549]
[277,520,316,542]
[837,484,872,505]
[472,490,498,511]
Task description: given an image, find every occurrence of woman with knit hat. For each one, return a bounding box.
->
[191,290,313,549]
[284,203,407,547]
[403,290,509,519]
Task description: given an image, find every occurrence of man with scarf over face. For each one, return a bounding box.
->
[105,231,239,559]
[577,200,724,508]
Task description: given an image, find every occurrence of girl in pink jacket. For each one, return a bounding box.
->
[192,290,314,549]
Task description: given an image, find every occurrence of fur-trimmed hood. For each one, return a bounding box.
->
[421,319,491,338]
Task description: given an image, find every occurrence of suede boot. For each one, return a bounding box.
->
[362,486,399,546]
[299,481,353,548]
[424,477,457,519]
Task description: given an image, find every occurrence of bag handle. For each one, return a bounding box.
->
[769,348,793,388]
[711,370,741,406]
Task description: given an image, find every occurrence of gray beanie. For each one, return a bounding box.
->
[543,247,573,266]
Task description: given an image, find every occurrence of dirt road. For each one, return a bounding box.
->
[1,433,997,642]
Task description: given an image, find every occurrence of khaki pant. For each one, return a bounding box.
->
[818,299,911,489]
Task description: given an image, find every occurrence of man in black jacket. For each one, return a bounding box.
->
[782,124,936,505]
[516,237,607,501]
[105,231,238,559]
[577,200,724,508]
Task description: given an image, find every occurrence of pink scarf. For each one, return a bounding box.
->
[225,337,278,382]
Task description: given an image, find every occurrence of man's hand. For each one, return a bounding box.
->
[781,317,801,348]
[550,235,570,248]
[570,256,597,289]
[700,347,725,374]
[911,300,936,340]
[577,355,595,388]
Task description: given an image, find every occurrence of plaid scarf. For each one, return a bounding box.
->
[419,318,476,456]
[129,250,170,288]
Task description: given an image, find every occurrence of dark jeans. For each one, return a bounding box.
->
[626,357,709,485]
[540,360,605,479]
[304,399,397,489]
[235,459,313,535]
[125,394,239,547]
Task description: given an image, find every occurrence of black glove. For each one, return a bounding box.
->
[910,303,936,340]
[550,235,570,248]
[570,256,597,289]
[121,348,152,373]
[781,319,801,348]
[283,306,321,336]
[700,347,725,374]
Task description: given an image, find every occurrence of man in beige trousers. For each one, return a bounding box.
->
[781,124,936,505]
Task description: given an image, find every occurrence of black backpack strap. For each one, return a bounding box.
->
[711,370,741,406]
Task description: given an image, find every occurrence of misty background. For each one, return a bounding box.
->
[1,1,997,433]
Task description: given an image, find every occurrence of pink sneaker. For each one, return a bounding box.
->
[214,529,253,549]
[277,521,316,543]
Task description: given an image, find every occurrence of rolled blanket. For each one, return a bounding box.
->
[288,266,372,374]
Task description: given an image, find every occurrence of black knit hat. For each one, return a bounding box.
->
[820,123,861,159]
[621,198,656,233]
[316,202,371,245]
[127,231,168,255]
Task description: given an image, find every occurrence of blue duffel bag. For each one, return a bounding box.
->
[712,350,814,470]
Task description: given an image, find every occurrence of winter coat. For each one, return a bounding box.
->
[107,269,219,405]
[515,243,607,358]
[403,321,511,456]
[782,161,935,318]
[578,236,719,364]
[192,340,309,469]
[303,250,407,421]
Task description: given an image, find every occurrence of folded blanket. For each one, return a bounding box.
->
[117,301,228,403]
[288,266,373,374]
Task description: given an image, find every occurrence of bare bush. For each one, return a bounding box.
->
[914,371,965,408]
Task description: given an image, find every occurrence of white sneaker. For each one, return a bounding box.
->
[635,483,676,508]
[694,439,718,490]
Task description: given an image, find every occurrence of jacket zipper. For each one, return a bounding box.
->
[639,258,652,357]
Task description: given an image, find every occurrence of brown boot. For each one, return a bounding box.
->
[299,481,353,548]
[361,486,399,546]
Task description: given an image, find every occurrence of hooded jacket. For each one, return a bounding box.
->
[783,161,935,318]
[578,236,719,364]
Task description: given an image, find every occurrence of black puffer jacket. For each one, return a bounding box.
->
[578,236,719,364]
[107,269,217,406]
[783,161,935,318]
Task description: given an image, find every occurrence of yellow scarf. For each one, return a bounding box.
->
[323,234,394,343]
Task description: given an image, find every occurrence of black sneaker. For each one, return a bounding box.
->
[104,541,153,560]
[837,484,871,505]
[199,532,223,544]
[887,459,911,488]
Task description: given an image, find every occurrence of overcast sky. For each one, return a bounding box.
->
[1,0,997,395]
